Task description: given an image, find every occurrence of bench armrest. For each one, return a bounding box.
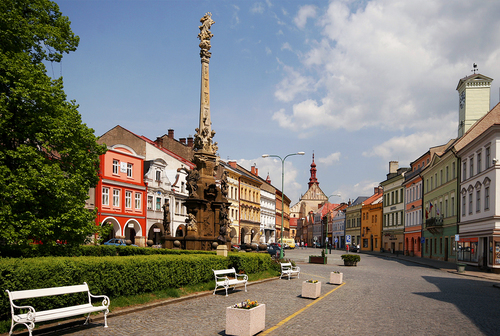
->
[10,303,36,322]
[236,274,248,281]
[292,266,300,272]
[89,293,110,307]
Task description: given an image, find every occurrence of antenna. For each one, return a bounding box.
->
[471,63,478,74]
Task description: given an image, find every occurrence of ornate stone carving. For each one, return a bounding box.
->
[198,12,214,63]
[185,168,200,198]
[186,213,197,232]
[162,200,171,236]
[218,203,230,243]
[220,171,228,197]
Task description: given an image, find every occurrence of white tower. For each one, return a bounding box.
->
[456,68,493,137]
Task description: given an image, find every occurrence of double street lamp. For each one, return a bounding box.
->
[262,151,305,259]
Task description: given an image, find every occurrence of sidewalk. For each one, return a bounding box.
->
[362,250,500,283]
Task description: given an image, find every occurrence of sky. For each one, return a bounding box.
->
[53,0,500,205]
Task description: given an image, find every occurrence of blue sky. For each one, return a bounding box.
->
[55,0,500,205]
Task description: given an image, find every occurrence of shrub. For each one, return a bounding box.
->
[341,254,360,262]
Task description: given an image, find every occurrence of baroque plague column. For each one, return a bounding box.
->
[163,13,231,251]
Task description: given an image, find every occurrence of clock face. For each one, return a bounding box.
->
[459,91,465,109]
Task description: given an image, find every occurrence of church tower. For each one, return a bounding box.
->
[308,153,319,188]
[456,67,493,137]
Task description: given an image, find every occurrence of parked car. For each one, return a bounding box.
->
[103,238,137,247]
[231,244,241,251]
[267,245,284,258]
[350,244,359,252]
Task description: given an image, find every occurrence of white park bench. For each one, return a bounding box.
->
[213,268,248,296]
[280,262,300,280]
[5,282,110,336]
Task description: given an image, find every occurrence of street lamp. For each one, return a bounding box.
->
[324,194,341,256]
[262,151,305,259]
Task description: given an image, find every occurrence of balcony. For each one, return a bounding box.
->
[425,216,443,234]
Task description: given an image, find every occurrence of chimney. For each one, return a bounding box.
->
[155,137,163,147]
[251,166,258,176]
[389,161,399,174]
[266,174,271,184]
[228,160,237,168]
[179,138,186,145]
[187,136,194,148]
[375,186,383,195]
[168,129,174,139]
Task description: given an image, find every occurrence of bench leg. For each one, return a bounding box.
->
[84,312,91,325]
[104,310,109,328]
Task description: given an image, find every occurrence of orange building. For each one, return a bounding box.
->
[360,187,384,252]
[96,144,147,246]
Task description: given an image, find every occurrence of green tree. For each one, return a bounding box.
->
[0,0,106,246]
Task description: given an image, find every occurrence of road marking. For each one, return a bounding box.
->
[260,282,346,335]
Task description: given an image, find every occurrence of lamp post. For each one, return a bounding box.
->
[262,151,305,259]
[324,194,341,256]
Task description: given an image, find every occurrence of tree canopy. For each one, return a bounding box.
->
[0,0,106,246]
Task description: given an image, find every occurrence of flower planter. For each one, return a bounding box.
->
[309,256,327,264]
[329,272,343,285]
[226,304,266,336]
[457,263,466,273]
[302,281,321,299]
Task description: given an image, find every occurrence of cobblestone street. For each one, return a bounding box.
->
[8,249,500,336]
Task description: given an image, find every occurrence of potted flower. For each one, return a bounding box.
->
[226,300,265,336]
[341,254,360,266]
[309,249,328,264]
[329,271,343,285]
[302,280,321,299]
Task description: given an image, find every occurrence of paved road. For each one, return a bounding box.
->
[9,249,500,336]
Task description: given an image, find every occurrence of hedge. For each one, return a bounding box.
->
[0,244,216,258]
[0,252,273,321]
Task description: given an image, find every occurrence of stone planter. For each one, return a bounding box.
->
[309,256,327,264]
[457,263,466,273]
[226,304,266,336]
[302,281,321,299]
[329,272,343,285]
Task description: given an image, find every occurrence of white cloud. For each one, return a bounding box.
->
[274,65,316,103]
[238,158,302,203]
[265,47,272,55]
[274,0,500,134]
[294,5,317,29]
[317,152,341,166]
[251,3,265,14]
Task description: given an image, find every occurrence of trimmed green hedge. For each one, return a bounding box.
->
[0,252,272,321]
[0,244,216,258]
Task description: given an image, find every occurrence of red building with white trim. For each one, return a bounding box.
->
[96,144,147,246]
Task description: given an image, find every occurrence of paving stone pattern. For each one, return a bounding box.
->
[9,249,500,336]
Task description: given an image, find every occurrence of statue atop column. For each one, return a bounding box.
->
[194,12,218,155]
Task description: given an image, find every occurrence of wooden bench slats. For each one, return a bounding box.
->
[8,284,89,300]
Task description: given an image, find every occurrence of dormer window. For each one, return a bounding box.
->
[155,170,161,181]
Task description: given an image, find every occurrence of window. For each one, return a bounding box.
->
[446,166,449,182]
[445,199,448,218]
[469,157,474,178]
[127,163,133,177]
[485,187,490,210]
[125,191,132,208]
[440,170,443,186]
[462,162,467,181]
[477,152,482,173]
[113,160,119,175]
[113,189,120,207]
[452,162,456,179]
[155,170,161,181]
[476,190,481,213]
[135,193,141,209]
[462,196,466,216]
[430,177,433,190]
[147,196,153,210]
[400,189,403,203]
[468,193,473,215]
[451,197,455,216]
[102,187,109,206]
[395,190,398,204]
[156,197,161,211]
[486,147,491,169]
